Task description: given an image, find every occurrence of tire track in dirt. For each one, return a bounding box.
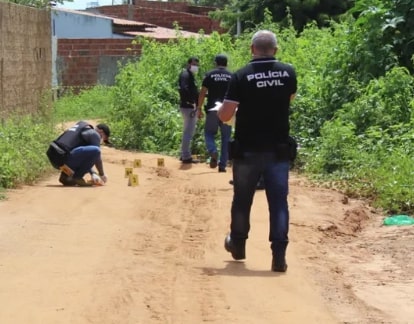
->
[288,175,413,323]
[109,163,230,323]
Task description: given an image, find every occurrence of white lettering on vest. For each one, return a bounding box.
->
[247,70,289,88]
[257,79,285,87]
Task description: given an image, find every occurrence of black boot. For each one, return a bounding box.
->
[271,254,288,272]
[224,233,246,260]
[271,241,288,272]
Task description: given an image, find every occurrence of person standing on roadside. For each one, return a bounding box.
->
[218,30,297,272]
[197,54,233,172]
[178,56,200,164]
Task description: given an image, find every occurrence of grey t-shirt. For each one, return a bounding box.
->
[81,129,101,146]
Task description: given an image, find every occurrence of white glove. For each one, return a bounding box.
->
[91,173,104,185]
[101,175,108,183]
[208,101,222,111]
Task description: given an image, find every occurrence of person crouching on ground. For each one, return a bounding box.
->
[46,121,110,186]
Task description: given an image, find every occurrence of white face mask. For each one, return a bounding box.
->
[189,65,199,74]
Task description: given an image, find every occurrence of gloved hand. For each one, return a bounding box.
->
[100,175,108,183]
[91,173,104,185]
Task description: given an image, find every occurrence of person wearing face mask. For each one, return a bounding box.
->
[178,56,201,164]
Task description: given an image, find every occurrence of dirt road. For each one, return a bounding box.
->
[0,146,413,324]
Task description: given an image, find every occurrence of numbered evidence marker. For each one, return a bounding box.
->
[157,158,165,167]
[125,167,133,178]
[133,159,142,168]
[128,174,139,187]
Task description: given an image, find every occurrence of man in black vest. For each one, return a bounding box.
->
[218,30,297,272]
[197,54,232,172]
[46,121,110,186]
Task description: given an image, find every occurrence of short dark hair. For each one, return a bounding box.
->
[187,56,199,64]
[215,54,227,66]
[96,123,110,137]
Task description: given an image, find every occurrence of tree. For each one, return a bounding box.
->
[194,0,231,7]
[210,0,354,34]
[349,0,414,74]
[7,0,68,8]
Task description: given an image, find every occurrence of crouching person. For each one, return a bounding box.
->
[46,121,110,186]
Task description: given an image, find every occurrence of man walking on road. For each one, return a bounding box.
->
[218,30,297,272]
[178,56,201,164]
[197,54,233,172]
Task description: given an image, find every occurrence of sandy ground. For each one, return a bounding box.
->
[0,145,413,324]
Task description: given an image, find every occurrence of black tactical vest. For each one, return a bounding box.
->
[55,121,94,152]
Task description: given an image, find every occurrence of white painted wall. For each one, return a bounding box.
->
[52,9,114,38]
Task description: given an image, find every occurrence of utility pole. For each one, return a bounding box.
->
[128,0,133,20]
[236,9,241,36]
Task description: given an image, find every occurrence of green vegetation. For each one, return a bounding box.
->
[53,85,114,122]
[0,86,112,195]
[2,2,414,214]
[0,113,57,189]
[7,0,69,9]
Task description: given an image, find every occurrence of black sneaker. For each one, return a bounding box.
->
[271,256,288,272]
[182,158,200,164]
[218,167,226,173]
[224,233,246,260]
[59,172,77,186]
[209,152,218,168]
[74,178,93,187]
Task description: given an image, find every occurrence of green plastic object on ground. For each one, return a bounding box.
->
[383,215,414,226]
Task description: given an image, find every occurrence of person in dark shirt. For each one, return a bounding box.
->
[46,121,110,186]
[197,54,232,172]
[218,30,297,272]
[178,56,200,164]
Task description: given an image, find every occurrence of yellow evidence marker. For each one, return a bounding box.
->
[128,174,139,186]
[133,159,142,168]
[125,167,133,178]
[157,158,165,167]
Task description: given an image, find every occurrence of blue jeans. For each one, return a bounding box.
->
[65,146,101,179]
[204,112,232,168]
[180,107,197,160]
[230,152,290,255]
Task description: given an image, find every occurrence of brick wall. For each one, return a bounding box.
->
[0,2,51,117]
[132,0,189,11]
[59,1,225,89]
[57,39,141,90]
[132,0,215,16]
[96,3,224,34]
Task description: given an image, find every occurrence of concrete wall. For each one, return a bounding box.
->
[0,2,51,117]
[52,9,132,39]
[52,10,115,39]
